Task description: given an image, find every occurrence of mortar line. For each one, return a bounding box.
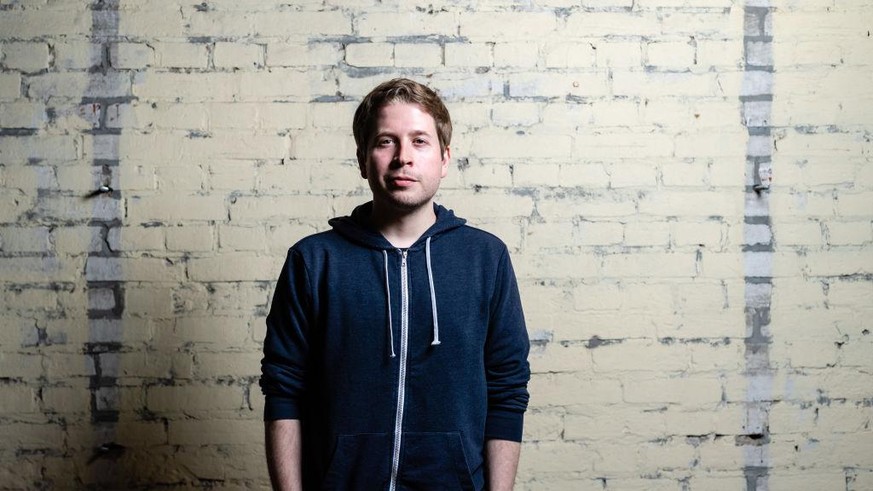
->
[740,2,774,490]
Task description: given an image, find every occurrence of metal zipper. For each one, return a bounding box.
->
[389,249,409,491]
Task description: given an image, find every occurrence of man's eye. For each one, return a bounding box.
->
[377,138,393,147]
[413,138,427,145]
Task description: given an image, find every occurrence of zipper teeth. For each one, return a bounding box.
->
[389,250,409,491]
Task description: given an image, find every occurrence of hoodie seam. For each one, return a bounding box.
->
[289,247,316,314]
[488,247,509,321]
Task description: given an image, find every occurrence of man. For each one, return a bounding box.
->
[261,78,530,490]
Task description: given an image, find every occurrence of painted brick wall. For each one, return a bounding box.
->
[0,0,870,489]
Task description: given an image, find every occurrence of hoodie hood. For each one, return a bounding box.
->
[328,201,467,250]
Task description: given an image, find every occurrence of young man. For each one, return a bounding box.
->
[261,78,530,490]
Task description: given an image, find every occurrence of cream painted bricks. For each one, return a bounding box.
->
[0,1,871,489]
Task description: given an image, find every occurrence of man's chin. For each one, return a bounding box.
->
[390,200,430,212]
[375,195,434,214]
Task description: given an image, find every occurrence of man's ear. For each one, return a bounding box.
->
[357,148,367,178]
[440,146,451,178]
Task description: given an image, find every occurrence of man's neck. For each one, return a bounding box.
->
[370,201,437,249]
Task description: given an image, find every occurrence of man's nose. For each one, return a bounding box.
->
[395,141,413,166]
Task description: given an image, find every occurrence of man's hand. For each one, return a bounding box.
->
[486,439,521,491]
[265,419,302,491]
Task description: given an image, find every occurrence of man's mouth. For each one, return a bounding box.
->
[389,176,417,185]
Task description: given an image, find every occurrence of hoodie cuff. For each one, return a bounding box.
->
[485,408,525,442]
[263,396,301,421]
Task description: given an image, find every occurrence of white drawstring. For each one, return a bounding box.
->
[383,240,440,358]
[383,250,396,358]
[425,237,441,346]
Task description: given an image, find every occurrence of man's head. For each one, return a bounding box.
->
[353,78,452,166]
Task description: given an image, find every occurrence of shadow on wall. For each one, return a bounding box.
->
[38,1,271,487]
[71,197,272,487]
[69,218,271,488]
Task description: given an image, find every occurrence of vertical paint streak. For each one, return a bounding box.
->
[82,0,127,485]
[740,3,774,490]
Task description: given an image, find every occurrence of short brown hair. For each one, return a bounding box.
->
[353,78,452,165]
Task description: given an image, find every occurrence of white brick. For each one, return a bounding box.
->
[214,42,264,69]
[574,131,673,159]
[445,43,491,67]
[494,43,539,68]
[267,42,342,67]
[110,42,154,70]
[491,102,540,127]
[0,73,21,99]
[345,43,393,67]
[355,12,457,38]
[508,72,610,98]
[394,43,442,67]
[134,72,239,101]
[245,11,352,37]
[461,12,556,40]
[53,41,102,70]
[155,42,209,68]
[0,10,89,38]
[469,129,571,159]
[827,221,873,245]
[646,40,695,69]
[2,42,50,72]
[614,71,719,97]
[566,12,661,37]
[119,9,186,37]
[544,42,595,68]
[0,102,47,128]
[696,40,743,68]
[595,41,642,68]
[239,69,316,100]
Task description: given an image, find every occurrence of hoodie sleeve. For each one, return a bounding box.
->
[484,248,531,442]
[260,248,313,420]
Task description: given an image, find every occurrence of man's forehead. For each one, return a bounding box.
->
[377,101,429,116]
[374,102,438,131]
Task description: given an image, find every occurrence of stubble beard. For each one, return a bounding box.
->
[371,180,437,216]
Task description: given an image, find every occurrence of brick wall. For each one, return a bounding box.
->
[0,0,870,489]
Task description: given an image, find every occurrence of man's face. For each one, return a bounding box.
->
[360,102,449,214]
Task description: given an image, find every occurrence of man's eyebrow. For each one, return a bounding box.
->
[373,130,395,138]
[404,129,436,139]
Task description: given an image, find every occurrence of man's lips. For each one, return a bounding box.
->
[388,176,417,186]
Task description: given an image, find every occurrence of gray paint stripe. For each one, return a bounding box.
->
[740,3,774,490]
[83,0,126,480]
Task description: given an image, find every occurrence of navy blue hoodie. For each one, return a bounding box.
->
[260,202,530,490]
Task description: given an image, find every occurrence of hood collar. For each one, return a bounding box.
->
[328,201,466,250]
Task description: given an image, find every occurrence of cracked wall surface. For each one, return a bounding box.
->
[0,0,871,489]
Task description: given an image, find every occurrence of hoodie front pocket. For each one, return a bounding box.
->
[322,432,392,490]
[397,432,475,490]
